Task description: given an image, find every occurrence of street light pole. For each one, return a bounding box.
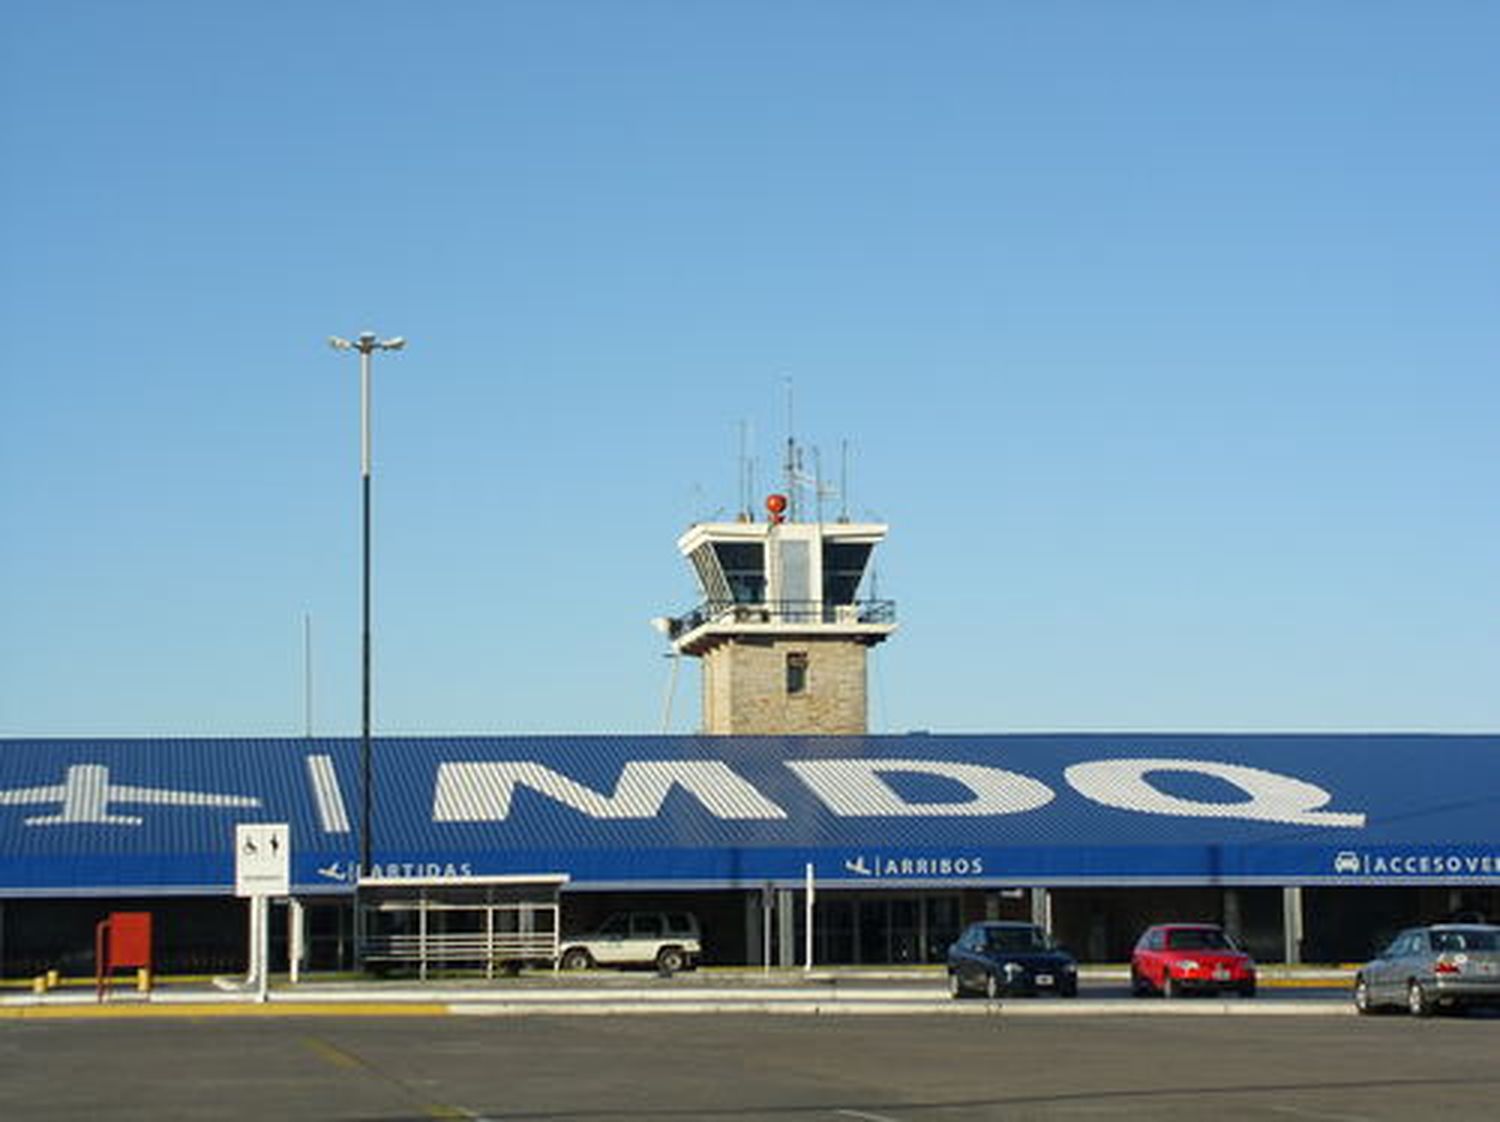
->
[329,331,405,879]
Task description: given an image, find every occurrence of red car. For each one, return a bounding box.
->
[1131,923,1257,998]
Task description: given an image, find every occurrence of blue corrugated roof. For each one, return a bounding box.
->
[1,734,1496,895]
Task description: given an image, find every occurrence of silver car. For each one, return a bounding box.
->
[1354,924,1500,1016]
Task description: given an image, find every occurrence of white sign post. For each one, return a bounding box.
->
[804,862,815,973]
[235,823,290,1003]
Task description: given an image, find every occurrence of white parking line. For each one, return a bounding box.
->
[835,1110,903,1122]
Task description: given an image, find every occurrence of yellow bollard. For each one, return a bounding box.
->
[136,967,151,993]
[46,969,60,989]
[32,975,47,994]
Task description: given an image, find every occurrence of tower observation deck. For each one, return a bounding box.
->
[661,496,895,735]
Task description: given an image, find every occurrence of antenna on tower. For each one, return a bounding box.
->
[749,425,758,519]
[737,420,751,521]
[839,440,850,522]
[783,376,798,522]
[814,446,825,524]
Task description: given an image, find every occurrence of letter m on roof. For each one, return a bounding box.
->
[433,761,786,822]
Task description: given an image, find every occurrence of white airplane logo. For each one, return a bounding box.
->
[0,764,261,826]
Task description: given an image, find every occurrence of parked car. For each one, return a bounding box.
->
[1354,924,1500,1016]
[1131,923,1256,997]
[559,911,701,973]
[946,921,1079,999]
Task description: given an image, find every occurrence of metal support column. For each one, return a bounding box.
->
[1030,887,1052,932]
[1223,889,1243,946]
[777,889,796,967]
[288,897,305,985]
[747,889,766,968]
[1282,886,1304,964]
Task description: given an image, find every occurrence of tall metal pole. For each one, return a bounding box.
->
[359,343,373,879]
[330,331,404,881]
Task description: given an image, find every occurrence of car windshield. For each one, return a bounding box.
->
[985,927,1048,952]
[1166,928,1232,951]
[1432,930,1500,952]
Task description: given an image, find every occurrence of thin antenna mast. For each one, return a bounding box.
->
[840,441,850,522]
[660,652,681,733]
[748,419,758,517]
[737,420,750,520]
[783,376,797,521]
[813,446,825,524]
[302,612,313,739]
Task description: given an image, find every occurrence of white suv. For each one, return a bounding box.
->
[559,911,702,973]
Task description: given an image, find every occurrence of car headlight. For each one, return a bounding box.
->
[1177,959,1199,972]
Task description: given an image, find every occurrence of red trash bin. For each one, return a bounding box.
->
[96,911,153,1000]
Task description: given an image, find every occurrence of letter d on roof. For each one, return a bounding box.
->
[1064,758,1366,828]
[787,758,1054,817]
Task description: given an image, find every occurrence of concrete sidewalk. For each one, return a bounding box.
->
[0,965,1357,1018]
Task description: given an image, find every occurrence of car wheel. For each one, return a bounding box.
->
[948,971,968,1000]
[985,972,1001,1001]
[1130,969,1150,997]
[560,948,593,971]
[655,947,686,974]
[1238,979,1257,999]
[1354,976,1374,1015]
[1060,979,1079,998]
[1407,980,1433,1018]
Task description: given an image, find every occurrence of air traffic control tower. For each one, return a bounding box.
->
[660,494,896,735]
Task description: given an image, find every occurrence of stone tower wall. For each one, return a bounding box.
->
[701,636,869,735]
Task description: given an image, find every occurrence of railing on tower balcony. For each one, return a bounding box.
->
[666,599,896,640]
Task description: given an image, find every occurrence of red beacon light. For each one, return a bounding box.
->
[765,493,788,524]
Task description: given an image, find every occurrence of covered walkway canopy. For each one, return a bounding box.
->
[0,734,1496,896]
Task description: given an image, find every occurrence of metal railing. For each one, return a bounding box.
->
[668,598,896,639]
[362,931,558,965]
[360,900,561,978]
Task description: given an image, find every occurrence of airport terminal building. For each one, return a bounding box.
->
[1,732,1498,975]
[2,506,1495,976]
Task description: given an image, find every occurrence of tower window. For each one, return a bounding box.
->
[822,541,872,605]
[786,652,809,695]
[712,542,766,604]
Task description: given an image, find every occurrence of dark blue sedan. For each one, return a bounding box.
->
[946,921,1080,999]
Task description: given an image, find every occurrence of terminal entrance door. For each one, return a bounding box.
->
[795,892,962,965]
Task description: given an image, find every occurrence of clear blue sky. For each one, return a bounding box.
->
[2,1,1496,738]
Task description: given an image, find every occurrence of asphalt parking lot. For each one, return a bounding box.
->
[4,1011,1498,1121]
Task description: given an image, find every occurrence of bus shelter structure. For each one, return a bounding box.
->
[355,873,568,979]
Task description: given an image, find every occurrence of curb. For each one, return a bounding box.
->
[0,989,1355,1019]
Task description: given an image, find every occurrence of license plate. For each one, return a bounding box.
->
[1035,974,1053,986]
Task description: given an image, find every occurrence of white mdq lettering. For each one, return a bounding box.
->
[786,758,1054,817]
[1063,758,1366,828]
[433,760,788,822]
[428,755,1366,828]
